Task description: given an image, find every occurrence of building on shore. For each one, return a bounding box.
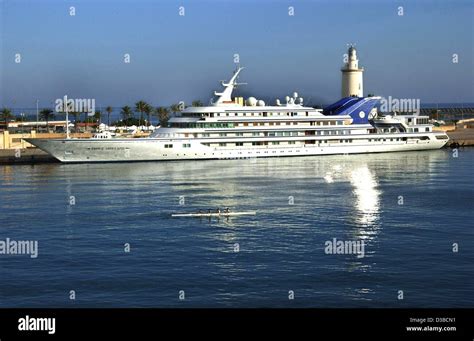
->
[0,120,70,134]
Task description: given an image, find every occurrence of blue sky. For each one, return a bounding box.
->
[1,0,473,108]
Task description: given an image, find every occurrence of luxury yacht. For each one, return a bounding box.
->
[26,67,449,163]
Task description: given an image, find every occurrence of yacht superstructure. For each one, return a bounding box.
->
[26,67,449,163]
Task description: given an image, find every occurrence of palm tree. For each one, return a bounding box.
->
[135,100,148,127]
[105,106,113,126]
[192,100,203,107]
[143,103,153,127]
[121,106,133,121]
[154,106,170,127]
[39,108,54,131]
[94,110,102,124]
[170,103,182,114]
[0,107,14,129]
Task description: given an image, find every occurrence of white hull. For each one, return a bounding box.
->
[26,134,448,163]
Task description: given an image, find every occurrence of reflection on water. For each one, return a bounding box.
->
[349,166,381,230]
[323,163,381,228]
[319,162,382,277]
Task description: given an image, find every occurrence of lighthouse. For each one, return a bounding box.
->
[341,45,364,98]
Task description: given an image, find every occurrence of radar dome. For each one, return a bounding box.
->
[298,97,303,104]
[293,92,298,98]
[257,100,265,106]
[285,96,290,103]
[246,97,257,106]
[275,99,281,106]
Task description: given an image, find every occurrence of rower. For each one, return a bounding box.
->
[216,208,221,214]
[225,207,230,214]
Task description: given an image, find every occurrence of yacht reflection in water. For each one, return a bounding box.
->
[322,162,382,251]
[349,166,381,232]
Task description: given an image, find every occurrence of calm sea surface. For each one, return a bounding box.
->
[0,149,473,307]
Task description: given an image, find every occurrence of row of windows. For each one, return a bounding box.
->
[206,140,360,147]
[407,118,429,125]
[165,143,191,148]
[191,130,351,138]
[170,123,235,128]
[182,111,314,118]
[407,127,430,132]
[368,138,403,142]
[163,136,431,149]
[268,131,299,137]
[170,120,345,129]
